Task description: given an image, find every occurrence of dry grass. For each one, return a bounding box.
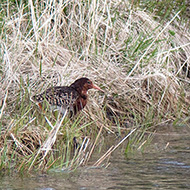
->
[0,0,190,172]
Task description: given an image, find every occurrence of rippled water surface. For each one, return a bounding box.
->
[0,125,190,190]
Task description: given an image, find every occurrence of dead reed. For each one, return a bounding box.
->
[0,0,190,172]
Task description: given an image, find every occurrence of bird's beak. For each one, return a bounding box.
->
[92,84,104,92]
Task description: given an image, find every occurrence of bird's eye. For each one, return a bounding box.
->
[87,80,91,84]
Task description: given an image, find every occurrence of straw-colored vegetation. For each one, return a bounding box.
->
[0,0,190,172]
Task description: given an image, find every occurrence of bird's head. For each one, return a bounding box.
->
[70,77,104,94]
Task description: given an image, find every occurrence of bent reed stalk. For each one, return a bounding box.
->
[0,0,190,172]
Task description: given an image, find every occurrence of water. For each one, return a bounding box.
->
[0,125,190,190]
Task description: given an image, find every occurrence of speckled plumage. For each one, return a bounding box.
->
[32,77,103,115]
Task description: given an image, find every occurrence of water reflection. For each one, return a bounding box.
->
[0,125,190,190]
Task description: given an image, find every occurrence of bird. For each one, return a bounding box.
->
[32,77,103,116]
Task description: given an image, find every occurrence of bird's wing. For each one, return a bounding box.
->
[34,86,78,108]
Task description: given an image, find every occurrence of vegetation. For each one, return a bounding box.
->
[0,0,190,172]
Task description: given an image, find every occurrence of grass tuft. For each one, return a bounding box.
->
[0,0,190,172]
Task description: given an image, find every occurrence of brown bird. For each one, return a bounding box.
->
[32,77,103,116]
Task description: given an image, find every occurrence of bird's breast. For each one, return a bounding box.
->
[73,97,87,114]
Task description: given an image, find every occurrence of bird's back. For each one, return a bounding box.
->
[32,86,79,114]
